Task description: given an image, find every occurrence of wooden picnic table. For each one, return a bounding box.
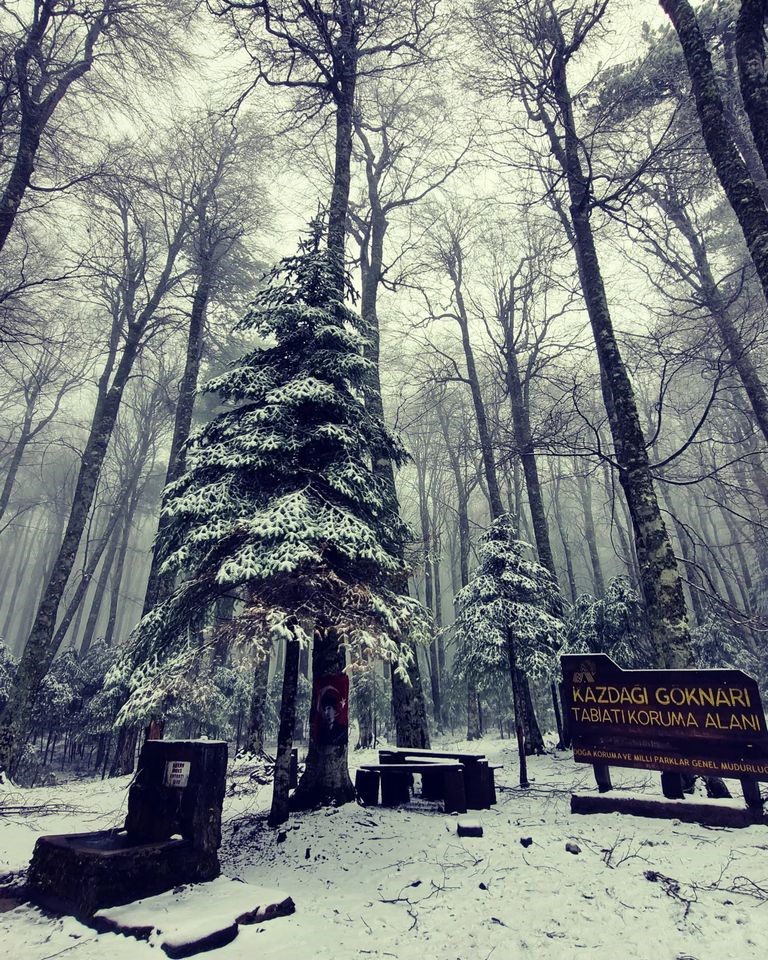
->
[378,748,498,810]
[356,761,467,813]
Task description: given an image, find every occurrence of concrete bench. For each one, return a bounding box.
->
[356,762,467,814]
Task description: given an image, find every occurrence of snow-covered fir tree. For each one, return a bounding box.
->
[453,515,564,720]
[563,576,648,668]
[691,613,759,677]
[111,223,425,805]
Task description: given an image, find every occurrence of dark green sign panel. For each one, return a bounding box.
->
[561,654,768,780]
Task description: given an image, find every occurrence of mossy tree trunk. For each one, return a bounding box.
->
[541,16,692,668]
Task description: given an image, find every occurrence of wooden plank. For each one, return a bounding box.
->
[741,777,763,810]
[571,792,767,828]
[592,764,612,793]
[379,748,486,763]
[360,762,463,772]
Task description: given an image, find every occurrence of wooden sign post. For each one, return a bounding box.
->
[561,654,768,826]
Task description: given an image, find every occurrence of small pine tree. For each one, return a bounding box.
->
[453,515,564,719]
[112,224,425,806]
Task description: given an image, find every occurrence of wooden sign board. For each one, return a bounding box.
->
[560,654,768,780]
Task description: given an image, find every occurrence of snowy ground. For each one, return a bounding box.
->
[2,738,768,960]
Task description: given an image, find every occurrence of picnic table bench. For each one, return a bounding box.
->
[356,761,467,813]
[378,748,499,810]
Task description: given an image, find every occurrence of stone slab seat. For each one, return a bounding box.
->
[26,831,219,920]
[93,876,296,959]
[356,761,467,814]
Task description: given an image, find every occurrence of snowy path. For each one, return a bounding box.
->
[2,738,767,960]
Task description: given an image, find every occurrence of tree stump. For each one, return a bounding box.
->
[125,740,227,854]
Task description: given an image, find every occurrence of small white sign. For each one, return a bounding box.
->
[163,760,191,789]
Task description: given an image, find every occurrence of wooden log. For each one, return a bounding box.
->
[355,768,380,806]
[571,793,767,828]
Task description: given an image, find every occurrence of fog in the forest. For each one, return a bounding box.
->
[1,0,766,786]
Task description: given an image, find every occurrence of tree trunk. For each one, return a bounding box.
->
[575,459,606,598]
[432,529,448,730]
[506,633,529,786]
[546,35,692,669]
[502,312,557,576]
[661,0,768,310]
[103,495,139,649]
[437,421,478,740]
[109,724,139,778]
[291,626,355,808]
[522,674,545,755]
[142,276,211,616]
[391,654,431,749]
[0,112,42,255]
[736,0,768,181]
[268,631,300,827]
[355,663,374,749]
[1,522,34,643]
[653,185,768,447]
[0,414,34,525]
[358,186,430,752]
[327,59,356,267]
[243,655,270,756]
[549,463,578,602]
[450,273,505,520]
[600,460,641,589]
[415,457,441,728]
[50,493,129,652]
[79,514,124,659]
[466,682,481,740]
[657,484,706,626]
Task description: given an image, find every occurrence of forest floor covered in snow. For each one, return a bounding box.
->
[2,737,768,960]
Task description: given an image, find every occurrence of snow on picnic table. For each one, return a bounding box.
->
[2,737,768,960]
